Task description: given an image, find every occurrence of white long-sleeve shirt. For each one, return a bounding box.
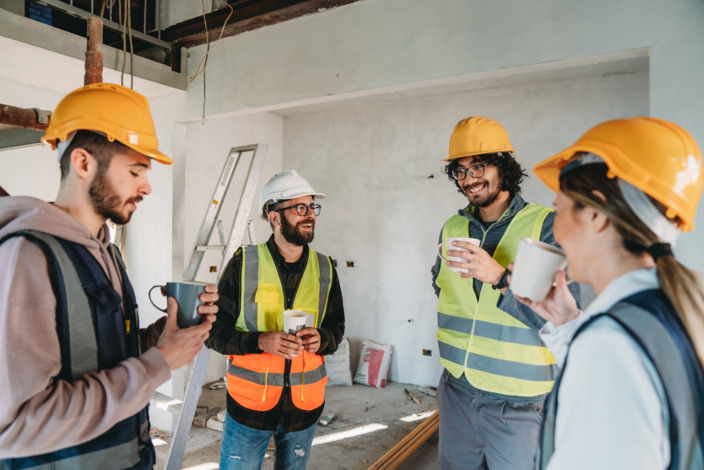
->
[539,269,670,470]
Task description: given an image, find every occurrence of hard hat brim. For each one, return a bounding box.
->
[441,148,515,162]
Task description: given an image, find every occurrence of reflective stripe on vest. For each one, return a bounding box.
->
[28,232,99,379]
[228,243,331,412]
[436,205,557,397]
[0,231,152,470]
[537,291,704,470]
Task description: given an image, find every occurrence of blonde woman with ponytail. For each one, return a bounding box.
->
[515,117,704,470]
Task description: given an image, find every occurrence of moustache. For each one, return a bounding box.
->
[298,219,315,226]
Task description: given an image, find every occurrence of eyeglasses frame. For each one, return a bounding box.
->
[274,202,322,217]
[451,162,491,181]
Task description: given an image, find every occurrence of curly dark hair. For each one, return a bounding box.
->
[444,152,527,196]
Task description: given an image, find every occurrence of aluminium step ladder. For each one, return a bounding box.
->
[162,143,268,470]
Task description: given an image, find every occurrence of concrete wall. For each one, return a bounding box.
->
[279,70,647,385]
[183,0,704,266]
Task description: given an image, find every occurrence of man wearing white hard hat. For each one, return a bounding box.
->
[206,169,345,469]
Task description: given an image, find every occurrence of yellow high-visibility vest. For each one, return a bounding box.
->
[227,244,332,411]
[436,204,557,397]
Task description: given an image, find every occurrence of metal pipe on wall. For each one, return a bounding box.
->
[84,17,104,85]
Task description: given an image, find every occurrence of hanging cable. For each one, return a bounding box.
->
[189,1,234,82]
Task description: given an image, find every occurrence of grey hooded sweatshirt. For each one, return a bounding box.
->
[0,196,170,458]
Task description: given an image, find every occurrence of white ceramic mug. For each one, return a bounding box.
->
[437,237,481,273]
[510,238,567,301]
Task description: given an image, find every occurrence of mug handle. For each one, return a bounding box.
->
[437,243,450,262]
[148,285,168,313]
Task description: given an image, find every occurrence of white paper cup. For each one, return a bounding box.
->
[438,237,481,273]
[283,309,308,334]
[511,238,567,301]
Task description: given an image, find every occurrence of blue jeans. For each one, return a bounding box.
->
[219,413,317,470]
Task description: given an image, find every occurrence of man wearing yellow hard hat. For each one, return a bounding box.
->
[0,83,218,468]
[431,116,581,469]
[518,117,704,469]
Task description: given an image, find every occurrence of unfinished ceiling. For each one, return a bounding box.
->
[0,0,363,150]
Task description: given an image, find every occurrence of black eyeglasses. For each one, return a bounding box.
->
[275,203,321,217]
[451,163,490,181]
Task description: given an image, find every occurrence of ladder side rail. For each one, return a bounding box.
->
[163,347,212,470]
[164,143,268,470]
[220,144,269,273]
[181,148,243,281]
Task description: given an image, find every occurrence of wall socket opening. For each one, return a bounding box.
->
[422,349,432,356]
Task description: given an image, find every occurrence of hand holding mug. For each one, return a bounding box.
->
[511,266,580,327]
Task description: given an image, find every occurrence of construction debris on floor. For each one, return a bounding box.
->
[153,380,439,470]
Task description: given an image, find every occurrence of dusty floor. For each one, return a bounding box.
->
[153,380,440,469]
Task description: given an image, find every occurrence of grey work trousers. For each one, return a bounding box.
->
[437,369,544,470]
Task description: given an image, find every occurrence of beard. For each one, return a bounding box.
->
[88,169,140,225]
[280,211,315,246]
[463,179,502,208]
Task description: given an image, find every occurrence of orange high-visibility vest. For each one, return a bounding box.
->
[227,244,332,412]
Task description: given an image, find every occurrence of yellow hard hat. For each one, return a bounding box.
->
[533,117,703,232]
[444,116,515,161]
[42,83,173,165]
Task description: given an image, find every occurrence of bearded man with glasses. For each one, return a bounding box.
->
[431,116,581,470]
[206,169,345,470]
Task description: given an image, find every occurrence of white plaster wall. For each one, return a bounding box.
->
[172,112,285,384]
[282,70,648,386]
[184,0,704,270]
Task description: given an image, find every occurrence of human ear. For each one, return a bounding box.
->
[268,209,280,227]
[588,190,610,232]
[69,148,95,180]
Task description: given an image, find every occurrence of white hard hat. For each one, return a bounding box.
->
[260,169,325,219]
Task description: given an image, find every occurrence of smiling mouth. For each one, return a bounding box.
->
[465,183,486,194]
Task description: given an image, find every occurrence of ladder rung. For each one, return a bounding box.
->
[195,245,226,252]
[150,391,183,414]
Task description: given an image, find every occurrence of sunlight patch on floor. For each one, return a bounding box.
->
[399,410,435,423]
[312,423,388,446]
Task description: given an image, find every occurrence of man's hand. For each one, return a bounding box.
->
[446,241,506,285]
[511,268,580,327]
[197,283,219,318]
[156,295,216,370]
[296,328,321,354]
[259,331,303,359]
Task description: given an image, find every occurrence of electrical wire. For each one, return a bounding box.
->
[189,1,234,124]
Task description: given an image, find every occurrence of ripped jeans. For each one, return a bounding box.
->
[219,413,317,470]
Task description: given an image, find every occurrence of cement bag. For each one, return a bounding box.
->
[354,339,393,388]
[325,337,353,386]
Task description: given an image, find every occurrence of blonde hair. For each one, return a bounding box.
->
[561,164,704,368]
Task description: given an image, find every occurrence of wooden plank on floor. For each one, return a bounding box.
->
[368,409,439,470]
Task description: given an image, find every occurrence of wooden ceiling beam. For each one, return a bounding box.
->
[163,0,361,48]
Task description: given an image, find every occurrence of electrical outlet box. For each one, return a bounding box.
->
[422,349,432,356]
[346,261,354,267]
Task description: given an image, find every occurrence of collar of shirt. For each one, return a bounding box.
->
[265,234,309,272]
[584,268,659,319]
[460,192,526,226]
